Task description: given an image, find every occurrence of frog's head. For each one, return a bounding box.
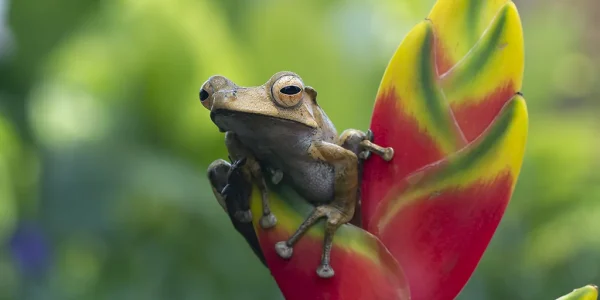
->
[200,72,321,133]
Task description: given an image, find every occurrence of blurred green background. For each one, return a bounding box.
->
[0,0,598,299]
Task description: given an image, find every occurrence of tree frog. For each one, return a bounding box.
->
[201,71,393,278]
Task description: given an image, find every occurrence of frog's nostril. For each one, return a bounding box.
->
[200,89,209,101]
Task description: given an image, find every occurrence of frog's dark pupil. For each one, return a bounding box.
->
[280,86,301,95]
[200,89,209,101]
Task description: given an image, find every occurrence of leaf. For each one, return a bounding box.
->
[249,181,410,300]
[369,95,527,300]
[557,285,599,300]
[361,1,526,299]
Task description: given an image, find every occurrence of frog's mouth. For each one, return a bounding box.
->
[210,109,315,133]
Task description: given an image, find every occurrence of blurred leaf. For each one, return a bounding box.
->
[557,285,598,300]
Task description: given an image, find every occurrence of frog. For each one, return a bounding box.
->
[201,71,394,278]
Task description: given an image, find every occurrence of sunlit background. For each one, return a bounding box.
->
[0,0,599,299]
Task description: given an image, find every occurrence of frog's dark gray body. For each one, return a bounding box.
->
[212,109,338,205]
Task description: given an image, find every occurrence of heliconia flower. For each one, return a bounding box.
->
[244,0,528,299]
[362,1,526,299]
[557,285,598,300]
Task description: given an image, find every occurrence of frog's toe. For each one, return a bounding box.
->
[234,210,253,223]
[275,241,293,259]
[316,264,335,278]
[366,129,374,142]
[270,169,283,185]
[382,147,394,161]
[260,213,277,229]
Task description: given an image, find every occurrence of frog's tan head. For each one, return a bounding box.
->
[199,72,321,132]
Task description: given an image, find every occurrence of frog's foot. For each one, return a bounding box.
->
[233,209,253,223]
[359,129,394,161]
[260,213,277,229]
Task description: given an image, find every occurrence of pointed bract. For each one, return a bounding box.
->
[428,0,511,74]
[440,3,524,141]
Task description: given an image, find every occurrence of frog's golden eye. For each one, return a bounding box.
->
[272,75,304,108]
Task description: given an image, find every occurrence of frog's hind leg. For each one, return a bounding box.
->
[275,141,358,278]
[274,205,346,278]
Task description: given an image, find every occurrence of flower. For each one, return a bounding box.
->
[245,1,528,299]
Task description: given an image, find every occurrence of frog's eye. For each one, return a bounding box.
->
[272,75,304,108]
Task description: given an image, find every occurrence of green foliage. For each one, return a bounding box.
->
[0,0,598,299]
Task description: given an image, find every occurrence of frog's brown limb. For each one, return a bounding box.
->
[274,206,328,259]
[225,132,277,228]
[275,141,357,278]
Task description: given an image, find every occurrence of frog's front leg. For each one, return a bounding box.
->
[338,129,394,161]
[274,141,359,278]
[225,132,277,229]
